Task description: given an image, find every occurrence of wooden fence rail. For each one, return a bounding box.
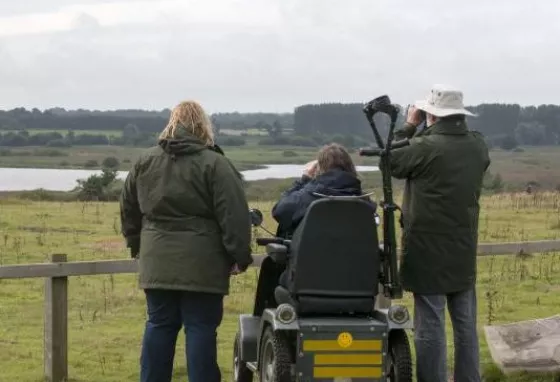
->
[0,239,559,382]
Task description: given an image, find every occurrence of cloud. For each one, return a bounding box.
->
[0,0,559,111]
[0,0,283,37]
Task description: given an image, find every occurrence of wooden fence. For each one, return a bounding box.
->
[0,239,559,382]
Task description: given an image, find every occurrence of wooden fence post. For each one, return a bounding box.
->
[44,254,68,382]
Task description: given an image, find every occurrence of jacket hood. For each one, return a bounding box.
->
[158,136,208,156]
[309,169,363,195]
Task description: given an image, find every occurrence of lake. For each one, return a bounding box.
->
[0,165,378,191]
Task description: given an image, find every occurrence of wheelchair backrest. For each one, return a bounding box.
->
[287,196,380,313]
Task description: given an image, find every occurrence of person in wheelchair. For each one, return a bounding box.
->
[271,143,377,289]
[236,123,414,382]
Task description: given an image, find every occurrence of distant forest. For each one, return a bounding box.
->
[293,103,560,149]
[0,103,559,149]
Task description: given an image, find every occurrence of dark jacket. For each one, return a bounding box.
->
[272,169,375,238]
[119,135,253,295]
[390,118,490,294]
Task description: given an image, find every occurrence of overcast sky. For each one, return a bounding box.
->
[0,0,558,112]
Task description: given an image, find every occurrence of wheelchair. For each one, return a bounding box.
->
[233,196,413,382]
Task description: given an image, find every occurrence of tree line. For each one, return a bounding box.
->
[0,108,293,135]
[0,126,156,148]
[2,103,560,148]
[293,103,560,148]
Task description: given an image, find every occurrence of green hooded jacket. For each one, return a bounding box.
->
[119,135,253,295]
[389,118,490,294]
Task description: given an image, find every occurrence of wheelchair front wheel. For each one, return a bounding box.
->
[259,327,294,382]
[387,329,413,382]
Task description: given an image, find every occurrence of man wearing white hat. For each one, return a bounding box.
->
[390,84,490,382]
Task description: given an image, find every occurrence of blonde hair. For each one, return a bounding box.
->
[159,100,215,146]
[316,143,357,176]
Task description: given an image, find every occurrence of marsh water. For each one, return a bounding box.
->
[0,165,378,191]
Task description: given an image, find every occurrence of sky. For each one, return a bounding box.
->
[0,0,558,113]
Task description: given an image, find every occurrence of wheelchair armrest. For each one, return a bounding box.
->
[266,243,288,265]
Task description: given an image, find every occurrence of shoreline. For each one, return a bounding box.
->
[0,163,378,194]
[0,163,267,172]
[0,176,301,202]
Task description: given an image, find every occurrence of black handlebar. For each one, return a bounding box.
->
[359,148,383,157]
[359,139,410,157]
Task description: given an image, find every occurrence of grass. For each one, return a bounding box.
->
[0,142,317,172]
[487,146,560,190]
[0,192,559,381]
[0,146,143,171]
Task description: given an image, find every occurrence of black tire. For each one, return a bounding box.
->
[233,332,254,382]
[387,329,413,382]
[258,326,294,382]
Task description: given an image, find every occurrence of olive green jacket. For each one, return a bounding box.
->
[119,135,253,295]
[389,118,490,294]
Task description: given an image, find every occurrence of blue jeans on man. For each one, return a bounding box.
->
[413,287,481,382]
[140,289,223,382]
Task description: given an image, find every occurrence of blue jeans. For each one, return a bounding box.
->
[140,289,224,382]
[413,287,480,382]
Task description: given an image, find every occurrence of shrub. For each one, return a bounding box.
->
[499,135,518,151]
[76,168,119,201]
[483,171,505,193]
[491,173,504,192]
[102,156,120,169]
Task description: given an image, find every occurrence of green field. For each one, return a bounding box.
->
[0,193,559,381]
[0,143,318,172]
[0,145,145,170]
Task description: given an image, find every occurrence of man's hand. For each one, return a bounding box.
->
[230,264,246,276]
[406,105,424,127]
[303,160,318,178]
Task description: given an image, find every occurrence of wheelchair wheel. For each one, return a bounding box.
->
[387,329,413,382]
[259,327,294,382]
[233,332,253,382]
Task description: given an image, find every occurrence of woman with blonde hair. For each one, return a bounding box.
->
[120,100,252,382]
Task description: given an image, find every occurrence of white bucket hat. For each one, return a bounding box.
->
[414,84,476,117]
